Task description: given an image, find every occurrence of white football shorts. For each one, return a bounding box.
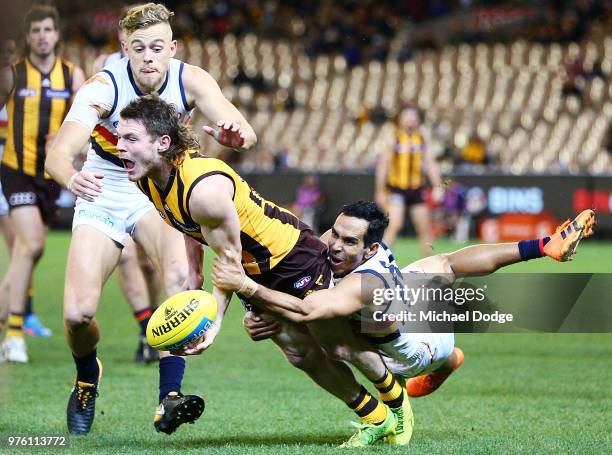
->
[72,153,154,245]
[381,332,455,379]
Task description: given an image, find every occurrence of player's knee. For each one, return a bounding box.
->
[331,345,353,362]
[16,237,45,261]
[163,263,187,295]
[139,257,157,279]
[317,343,351,362]
[64,290,99,329]
[117,251,136,268]
[282,346,321,371]
[64,306,96,330]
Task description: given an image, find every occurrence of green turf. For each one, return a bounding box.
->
[0,232,611,454]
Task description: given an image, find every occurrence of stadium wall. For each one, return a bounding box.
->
[53,174,612,236]
[245,173,612,236]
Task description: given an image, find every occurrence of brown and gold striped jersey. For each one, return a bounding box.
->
[386,129,425,190]
[2,57,74,178]
[137,153,308,276]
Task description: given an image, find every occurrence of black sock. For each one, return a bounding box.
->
[25,295,33,317]
[73,350,99,384]
[159,356,185,402]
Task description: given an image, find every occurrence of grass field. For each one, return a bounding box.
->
[0,232,611,454]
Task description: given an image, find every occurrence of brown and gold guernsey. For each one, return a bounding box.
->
[386,129,425,190]
[137,152,308,277]
[2,57,74,179]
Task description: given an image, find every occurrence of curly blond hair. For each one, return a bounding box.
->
[119,3,174,36]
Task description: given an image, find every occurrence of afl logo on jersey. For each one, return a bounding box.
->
[157,209,166,220]
[18,88,37,98]
[293,276,312,290]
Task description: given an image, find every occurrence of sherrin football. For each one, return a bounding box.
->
[146,290,217,351]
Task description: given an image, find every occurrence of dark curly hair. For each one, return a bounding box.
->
[120,94,199,165]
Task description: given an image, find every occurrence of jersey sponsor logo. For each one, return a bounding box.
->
[76,208,115,228]
[293,275,312,289]
[17,88,37,98]
[45,89,71,99]
[9,192,36,206]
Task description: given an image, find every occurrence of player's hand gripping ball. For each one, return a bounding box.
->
[146,290,217,351]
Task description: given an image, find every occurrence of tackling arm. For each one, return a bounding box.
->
[212,250,364,323]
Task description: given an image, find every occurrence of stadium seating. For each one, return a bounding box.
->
[68,33,611,173]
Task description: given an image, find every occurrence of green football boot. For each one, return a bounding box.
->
[386,392,414,445]
[340,405,397,448]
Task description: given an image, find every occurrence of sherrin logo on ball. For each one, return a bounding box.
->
[146,290,217,351]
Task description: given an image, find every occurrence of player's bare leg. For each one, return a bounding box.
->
[0,214,14,333]
[446,242,523,275]
[133,210,187,298]
[383,198,404,248]
[410,202,434,257]
[247,312,397,446]
[64,226,121,355]
[116,237,159,363]
[0,214,51,338]
[132,210,202,434]
[117,237,151,315]
[1,206,46,363]
[137,242,162,308]
[0,213,14,252]
[271,318,362,402]
[64,225,121,434]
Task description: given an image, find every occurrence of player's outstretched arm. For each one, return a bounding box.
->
[46,73,115,200]
[182,174,242,355]
[182,64,257,151]
[212,252,363,322]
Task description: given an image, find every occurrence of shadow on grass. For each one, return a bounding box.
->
[69,432,346,449]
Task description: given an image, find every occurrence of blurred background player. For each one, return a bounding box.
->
[91,5,161,364]
[291,174,325,234]
[0,6,84,362]
[0,37,51,340]
[375,106,443,256]
[0,38,18,252]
